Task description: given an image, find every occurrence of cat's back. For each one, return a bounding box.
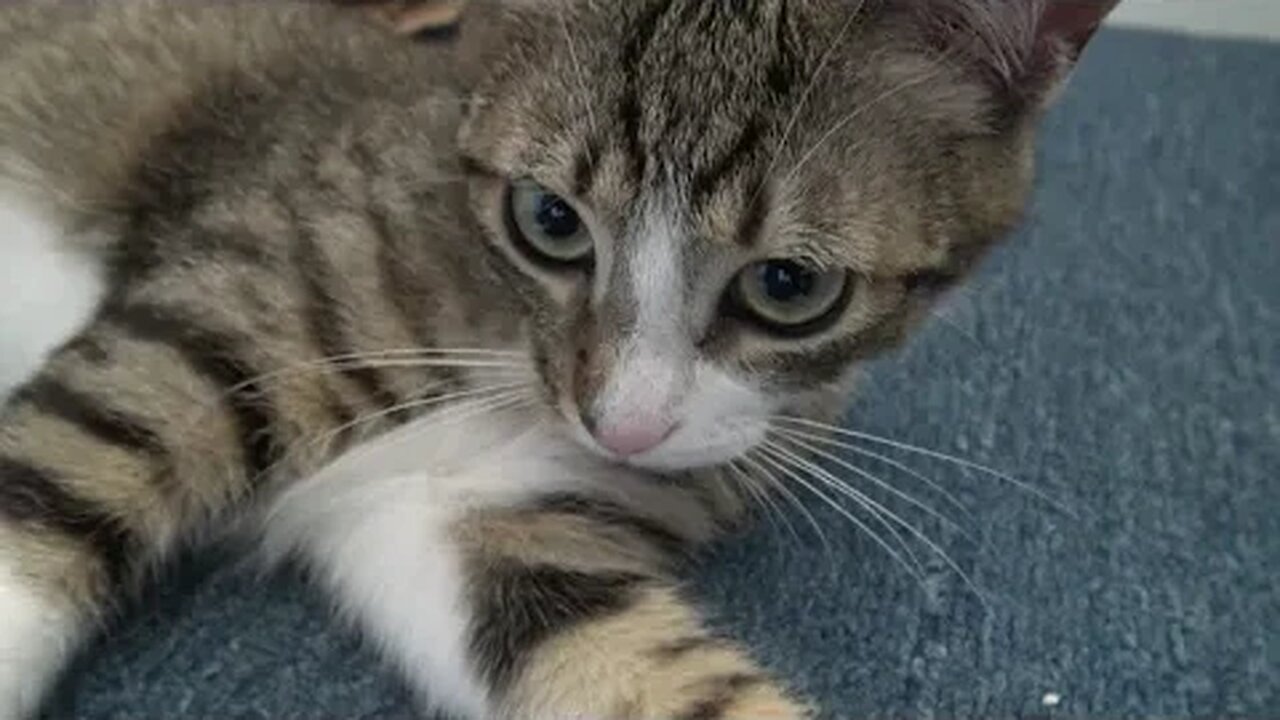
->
[0,0,435,214]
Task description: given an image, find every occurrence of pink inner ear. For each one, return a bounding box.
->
[1038,0,1120,59]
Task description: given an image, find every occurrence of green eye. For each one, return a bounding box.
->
[506,179,594,265]
[729,259,850,334]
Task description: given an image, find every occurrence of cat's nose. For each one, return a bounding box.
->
[581,411,676,457]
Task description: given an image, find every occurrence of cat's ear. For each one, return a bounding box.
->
[903,0,1119,119]
[1024,0,1119,101]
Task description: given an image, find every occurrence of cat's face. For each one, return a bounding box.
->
[457,0,1111,471]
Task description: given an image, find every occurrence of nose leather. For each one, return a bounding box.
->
[595,422,674,456]
[581,411,676,457]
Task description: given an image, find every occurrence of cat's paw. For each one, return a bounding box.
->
[676,674,813,720]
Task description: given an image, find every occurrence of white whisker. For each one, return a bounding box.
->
[774,416,1076,517]
[232,355,529,394]
[761,440,927,577]
[762,439,991,611]
[753,445,925,585]
[771,429,976,542]
[752,0,869,206]
[772,425,973,521]
[248,382,531,487]
[557,4,600,144]
[727,459,801,544]
[309,381,531,454]
[323,388,537,477]
[742,449,832,554]
[782,62,950,189]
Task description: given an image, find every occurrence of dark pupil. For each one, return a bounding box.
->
[759,261,815,303]
[534,194,581,239]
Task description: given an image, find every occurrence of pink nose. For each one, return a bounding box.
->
[591,420,676,457]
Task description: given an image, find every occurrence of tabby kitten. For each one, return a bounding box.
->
[0,1,1113,717]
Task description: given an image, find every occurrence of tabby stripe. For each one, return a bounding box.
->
[346,144,430,347]
[675,673,766,720]
[202,230,276,268]
[63,335,111,366]
[368,205,436,349]
[571,136,603,200]
[765,0,800,96]
[735,177,771,248]
[292,225,406,420]
[112,225,273,288]
[102,303,279,483]
[651,635,718,661]
[469,561,645,693]
[532,493,689,559]
[0,457,133,583]
[619,0,675,184]
[690,119,766,208]
[17,378,169,459]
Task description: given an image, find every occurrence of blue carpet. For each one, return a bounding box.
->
[50,28,1279,719]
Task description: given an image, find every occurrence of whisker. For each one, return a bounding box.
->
[771,429,976,542]
[782,62,950,189]
[175,352,531,439]
[727,459,801,544]
[557,3,600,145]
[772,425,973,521]
[229,355,529,394]
[264,391,538,522]
[753,445,925,585]
[774,416,1076,517]
[322,387,537,477]
[751,0,869,206]
[760,440,927,578]
[248,382,530,487]
[762,439,991,611]
[308,381,531,454]
[742,449,832,555]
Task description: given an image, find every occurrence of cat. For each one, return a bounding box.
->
[0,0,1115,717]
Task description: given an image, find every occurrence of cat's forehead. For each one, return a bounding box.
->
[466,0,992,269]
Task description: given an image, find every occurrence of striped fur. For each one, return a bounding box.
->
[0,0,1112,716]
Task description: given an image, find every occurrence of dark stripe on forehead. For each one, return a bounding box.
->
[619,0,676,185]
[735,179,771,248]
[570,135,603,200]
[0,456,133,584]
[689,119,767,210]
[766,0,802,96]
[103,303,280,484]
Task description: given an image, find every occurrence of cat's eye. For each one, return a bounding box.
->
[505,179,594,265]
[728,260,850,334]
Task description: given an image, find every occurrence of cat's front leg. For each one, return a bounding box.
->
[482,576,810,720]
[270,461,808,720]
[0,545,88,719]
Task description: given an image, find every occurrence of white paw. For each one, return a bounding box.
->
[0,557,82,720]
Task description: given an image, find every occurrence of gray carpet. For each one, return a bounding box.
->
[49,28,1279,719]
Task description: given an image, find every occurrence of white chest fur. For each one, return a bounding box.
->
[0,190,106,397]
[259,409,631,717]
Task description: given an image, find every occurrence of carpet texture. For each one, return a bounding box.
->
[47,28,1278,719]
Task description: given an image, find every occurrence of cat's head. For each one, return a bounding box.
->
[454,0,1113,471]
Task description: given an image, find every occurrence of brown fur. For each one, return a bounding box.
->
[0,1,1113,716]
